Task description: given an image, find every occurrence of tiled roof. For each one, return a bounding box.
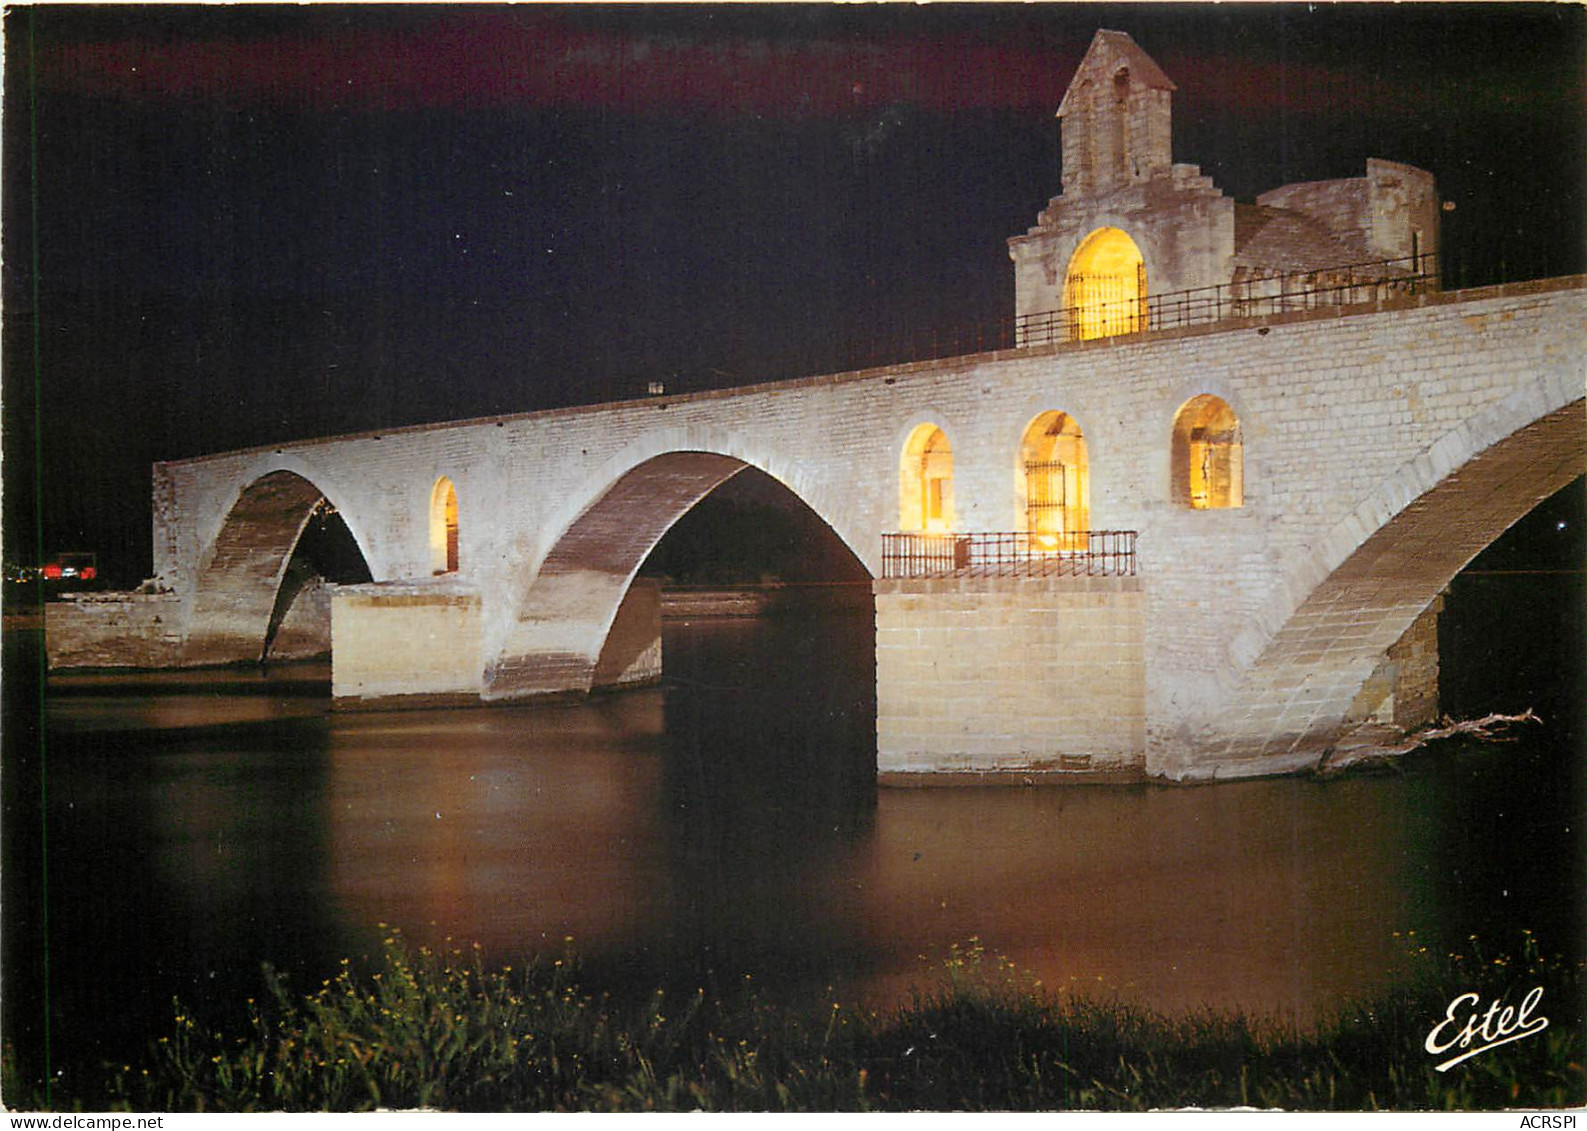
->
[1233,204,1372,274]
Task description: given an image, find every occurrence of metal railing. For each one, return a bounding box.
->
[1014,253,1440,347]
[881,530,1138,579]
[648,247,1578,399]
[825,253,1441,374]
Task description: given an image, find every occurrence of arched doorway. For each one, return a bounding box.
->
[899,423,954,533]
[1020,411,1090,549]
[430,476,460,574]
[1171,395,1244,509]
[1065,227,1147,341]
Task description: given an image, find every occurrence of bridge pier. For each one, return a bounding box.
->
[483,577,664,701]
[331,581,485,708]
[590,578,663,691]
[331,578,663,708]
[875,574,1147,781]
[43,591,184,669]
[1346,597,1443,731]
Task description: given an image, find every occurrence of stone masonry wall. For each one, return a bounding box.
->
[875,575,1144,775]
[591,578,662,690]
[1256,160,1438,264]
[332,582,483,707]
[267,578,333,661]
[1344,595,1442,729]
[1387,596,1442,729]
[1255,177,1371,253]
[45,592,182,669]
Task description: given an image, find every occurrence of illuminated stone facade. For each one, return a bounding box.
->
[1009,30,1440,330]
[48,279,1585,779]
[42,29,1582,778]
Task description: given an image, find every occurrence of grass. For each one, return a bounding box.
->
[7,931,1583,1112]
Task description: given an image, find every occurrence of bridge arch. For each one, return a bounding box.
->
[522,425,874,586]
[1177,382,1586,778]
[486,442,871,701]
[182,467,376,665]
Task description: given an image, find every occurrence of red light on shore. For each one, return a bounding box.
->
[80,567,96,580]
[42,564,62,579]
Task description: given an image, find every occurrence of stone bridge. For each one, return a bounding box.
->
[50,276,1586,781]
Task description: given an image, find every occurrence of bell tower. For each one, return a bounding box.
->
[1010,29,1234,322]
[1056,29,1176,198]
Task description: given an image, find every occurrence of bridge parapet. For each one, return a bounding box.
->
[1013,253,1438,349]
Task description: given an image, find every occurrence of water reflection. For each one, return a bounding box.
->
[862,780,1427,1020]
[12,600,1581,1090]
[324,696,674,959]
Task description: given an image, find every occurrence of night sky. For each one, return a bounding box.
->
[4,3,1584,585]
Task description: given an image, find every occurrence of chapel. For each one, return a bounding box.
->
[1009,29,1440,340]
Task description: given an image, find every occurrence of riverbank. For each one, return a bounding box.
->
[10,932,1580,1112]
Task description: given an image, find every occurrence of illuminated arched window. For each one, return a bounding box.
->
[1020,411,1090,550]
[899,424,954,533]
[429,476,460,573]
[1065,227,1147,341]
[1172,396,1244,509]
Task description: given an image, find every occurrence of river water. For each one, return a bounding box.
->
[3,575,1582,1097]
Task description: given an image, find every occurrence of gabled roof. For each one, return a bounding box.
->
[1057,29,1176,117]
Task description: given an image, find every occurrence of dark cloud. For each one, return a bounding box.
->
[34,10,1082,116]
[37,6,1576,122]
[5,4,1584,581]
